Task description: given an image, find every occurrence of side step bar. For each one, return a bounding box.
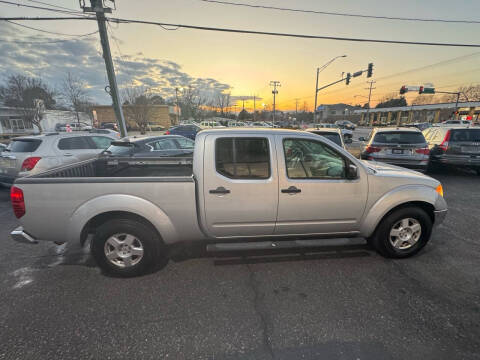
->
[206,238,366,253]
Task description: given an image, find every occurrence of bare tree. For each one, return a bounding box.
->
[215,92,231,116]
[441,85,480,103]
[60,72,90,122]
[178,85,208,120]
[122,87,154,134]
[0,74,56,133]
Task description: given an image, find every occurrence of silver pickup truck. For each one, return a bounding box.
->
[10,128,447,276]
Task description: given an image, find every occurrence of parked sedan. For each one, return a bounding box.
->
[0,132,116,186]
[306,128,347,149]
[104,135,194,157]
[335,120,356,130]
[165,124,203,140]
[360,127,429,171]
[426,127,480,174]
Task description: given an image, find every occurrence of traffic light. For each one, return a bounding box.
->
[399,85,407,95]
[367,63,373,78]
[346,73,351,85]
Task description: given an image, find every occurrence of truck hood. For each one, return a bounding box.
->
[361,160,440,187]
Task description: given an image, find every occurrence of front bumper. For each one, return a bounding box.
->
[11,226,38,244]
[434,209,448,227]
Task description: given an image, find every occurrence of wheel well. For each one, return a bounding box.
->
[80,211,162,245]
[383,201,435,225]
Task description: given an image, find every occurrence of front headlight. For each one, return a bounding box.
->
[436,184,444,197]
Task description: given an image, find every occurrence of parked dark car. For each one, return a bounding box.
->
[335,120,356,130]
[165,124,202,140]
[104,135,194,157]
[101,122,119,131]
[360,127,429,171]
[426,127,480,174]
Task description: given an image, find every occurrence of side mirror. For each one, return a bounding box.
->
[358,137,366,142]
[346,164,358,180]
[345,138,353,144]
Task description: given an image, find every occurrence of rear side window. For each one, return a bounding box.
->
[450,129,480,142]
[8,139,42,152]
[106,143,135,156]
[373,131,426,144]
[215,137,270,179]
[57,137,90,150]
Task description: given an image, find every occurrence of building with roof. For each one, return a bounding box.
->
[354,101,480,126]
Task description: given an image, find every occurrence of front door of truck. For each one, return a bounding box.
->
[202,134,278,238]
[274,135,368,235]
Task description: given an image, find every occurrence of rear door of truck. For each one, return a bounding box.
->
[202,133,278,237]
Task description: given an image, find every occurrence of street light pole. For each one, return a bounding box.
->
[270,81,281,127]
[314,55,347,123]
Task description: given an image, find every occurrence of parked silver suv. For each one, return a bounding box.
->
[0,132,116,186]
[360,127,429,171]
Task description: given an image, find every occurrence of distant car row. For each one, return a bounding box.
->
[359,126,480,174]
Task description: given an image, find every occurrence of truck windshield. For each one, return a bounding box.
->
[373,132,426,144]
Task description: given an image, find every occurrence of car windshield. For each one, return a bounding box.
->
[373,131,426,144]
[7,139,42,152]
[450,129,480,142]
[311,132,342,146]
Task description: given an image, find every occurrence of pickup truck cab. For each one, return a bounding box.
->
[10,129,447,277]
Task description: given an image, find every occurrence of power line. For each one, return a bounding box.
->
[2,14,480,48]
[5,19,98,36]
[0,0,88,17]
[24,0,78,12]
[199,0,480,25]
[0,37,90,43]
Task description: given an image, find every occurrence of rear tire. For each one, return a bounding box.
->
[370,207,432,259]
[91,218,166,277]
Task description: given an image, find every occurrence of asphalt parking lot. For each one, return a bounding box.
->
[0,158,479,359]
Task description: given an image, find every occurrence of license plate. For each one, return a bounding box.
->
[0,158,15,168]
[392,149,404,154]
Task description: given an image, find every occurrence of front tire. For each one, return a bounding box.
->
[91,218,166,277]
[370,207,432,258]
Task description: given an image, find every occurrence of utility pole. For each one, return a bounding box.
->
[81,0,127,137]
[295,98,299,116]
[270,81,281,126]
[365,81,376,126]
[253,95,256,121]
[314,67,319,123]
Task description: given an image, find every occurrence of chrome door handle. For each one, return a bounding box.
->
[63,153,73,157]
[209,186,230,194]
[281,186,301,194]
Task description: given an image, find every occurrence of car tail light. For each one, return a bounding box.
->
[21,157,41,171]
[439,130,451,151]
[365,146,381,153]
[164,130,170,135]
[11,186,25,218]
[415,147,430,155]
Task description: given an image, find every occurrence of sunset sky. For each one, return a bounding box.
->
[1,0,480,111]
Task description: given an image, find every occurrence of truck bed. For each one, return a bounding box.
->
[21,156,193,181]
